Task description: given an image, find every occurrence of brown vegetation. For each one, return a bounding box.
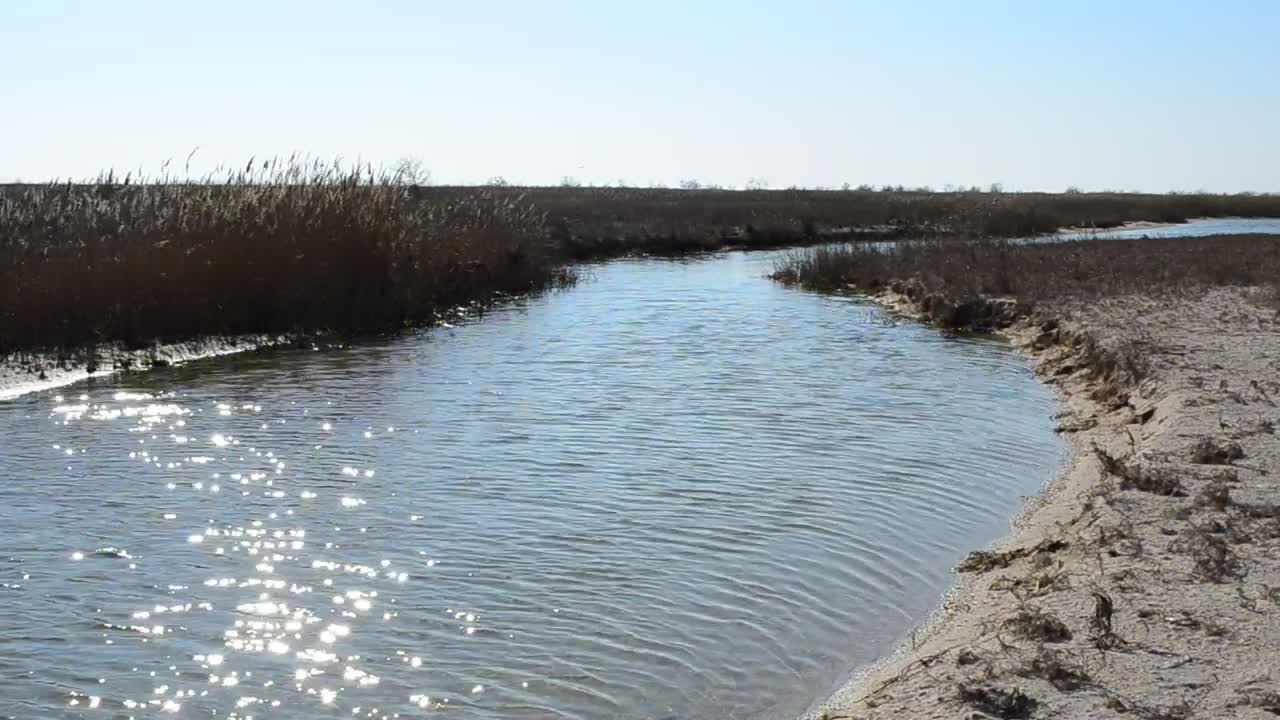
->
[439,186,1280,257]
[4,172,1279,356]
[957,684,1038,718]
[0,162,575,354]
[771,234,1280,331]
[1004,606,1073,643]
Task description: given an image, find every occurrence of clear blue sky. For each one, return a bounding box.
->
[3,1,1277,191]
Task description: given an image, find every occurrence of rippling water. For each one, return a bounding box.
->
[0,250,1062,719]
[1057,216,1280,240]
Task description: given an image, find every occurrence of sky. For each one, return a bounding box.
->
[2,1,1278,192]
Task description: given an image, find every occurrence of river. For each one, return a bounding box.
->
[1057,216,1280,240]
[4,248,1066,719]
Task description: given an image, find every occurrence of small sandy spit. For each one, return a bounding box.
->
[812,286,1280,719]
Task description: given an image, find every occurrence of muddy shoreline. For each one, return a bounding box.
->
[0,334,303,400]
[1055,217,1201,234]
[810,285,1280,719]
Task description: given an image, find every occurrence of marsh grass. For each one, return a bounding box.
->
[455,186,1280,257]
[0,160,575,353]
[6,172,1279,354]
[772,234,1280,305]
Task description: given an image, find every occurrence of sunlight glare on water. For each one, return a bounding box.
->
[0,249,1064,719]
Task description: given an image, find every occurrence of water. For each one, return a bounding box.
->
[0,250,1063,720]
[1057,216,1280,240]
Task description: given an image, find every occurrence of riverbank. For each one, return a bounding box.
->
[1056,217,1196,234]
[0,298,506,400]
[0,334,305,400]
[789,270,1280,717]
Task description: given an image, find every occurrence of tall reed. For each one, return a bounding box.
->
[0,160,575,353]
[772,234,1280,303]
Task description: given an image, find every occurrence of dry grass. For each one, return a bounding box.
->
[1174,525,1249,583]
[1003,606,1073,643]
[1190,438,1245,465]
[1093,446,1187,497]
[1198,480,1233,512]
[956,684,1038,719]
[446,186,1280,257]
[957,539,1068,573]
[772,234,1280,306]
[1014,648,1092,692]
[1237,688,1280,714]
[0,160,575,353]
[6,174,1278,354]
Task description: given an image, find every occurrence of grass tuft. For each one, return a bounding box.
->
[1014,648,1092,691]
[1004,606,1073,643]
[1190,437,1245,465]
[957,684,1038,719]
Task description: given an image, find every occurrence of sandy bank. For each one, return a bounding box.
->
[0,334,299,401]
[1056,218,1192,234]
[812,286,1280,719]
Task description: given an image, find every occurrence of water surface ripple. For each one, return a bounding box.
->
[1,250,1061,719]
[1056,216,1280,240]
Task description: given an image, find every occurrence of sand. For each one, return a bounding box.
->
[812,286,1280,719]
[0,334,298,401]
[1056,219,1185,235]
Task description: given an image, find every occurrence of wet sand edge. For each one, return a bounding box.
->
[0,334,300,400]
[808,285,1279,718]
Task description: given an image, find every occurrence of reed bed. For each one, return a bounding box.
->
[771,234,1280,305]
[426,186,1280,257]
[0,161,575,353]
[4,165,1279,355]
